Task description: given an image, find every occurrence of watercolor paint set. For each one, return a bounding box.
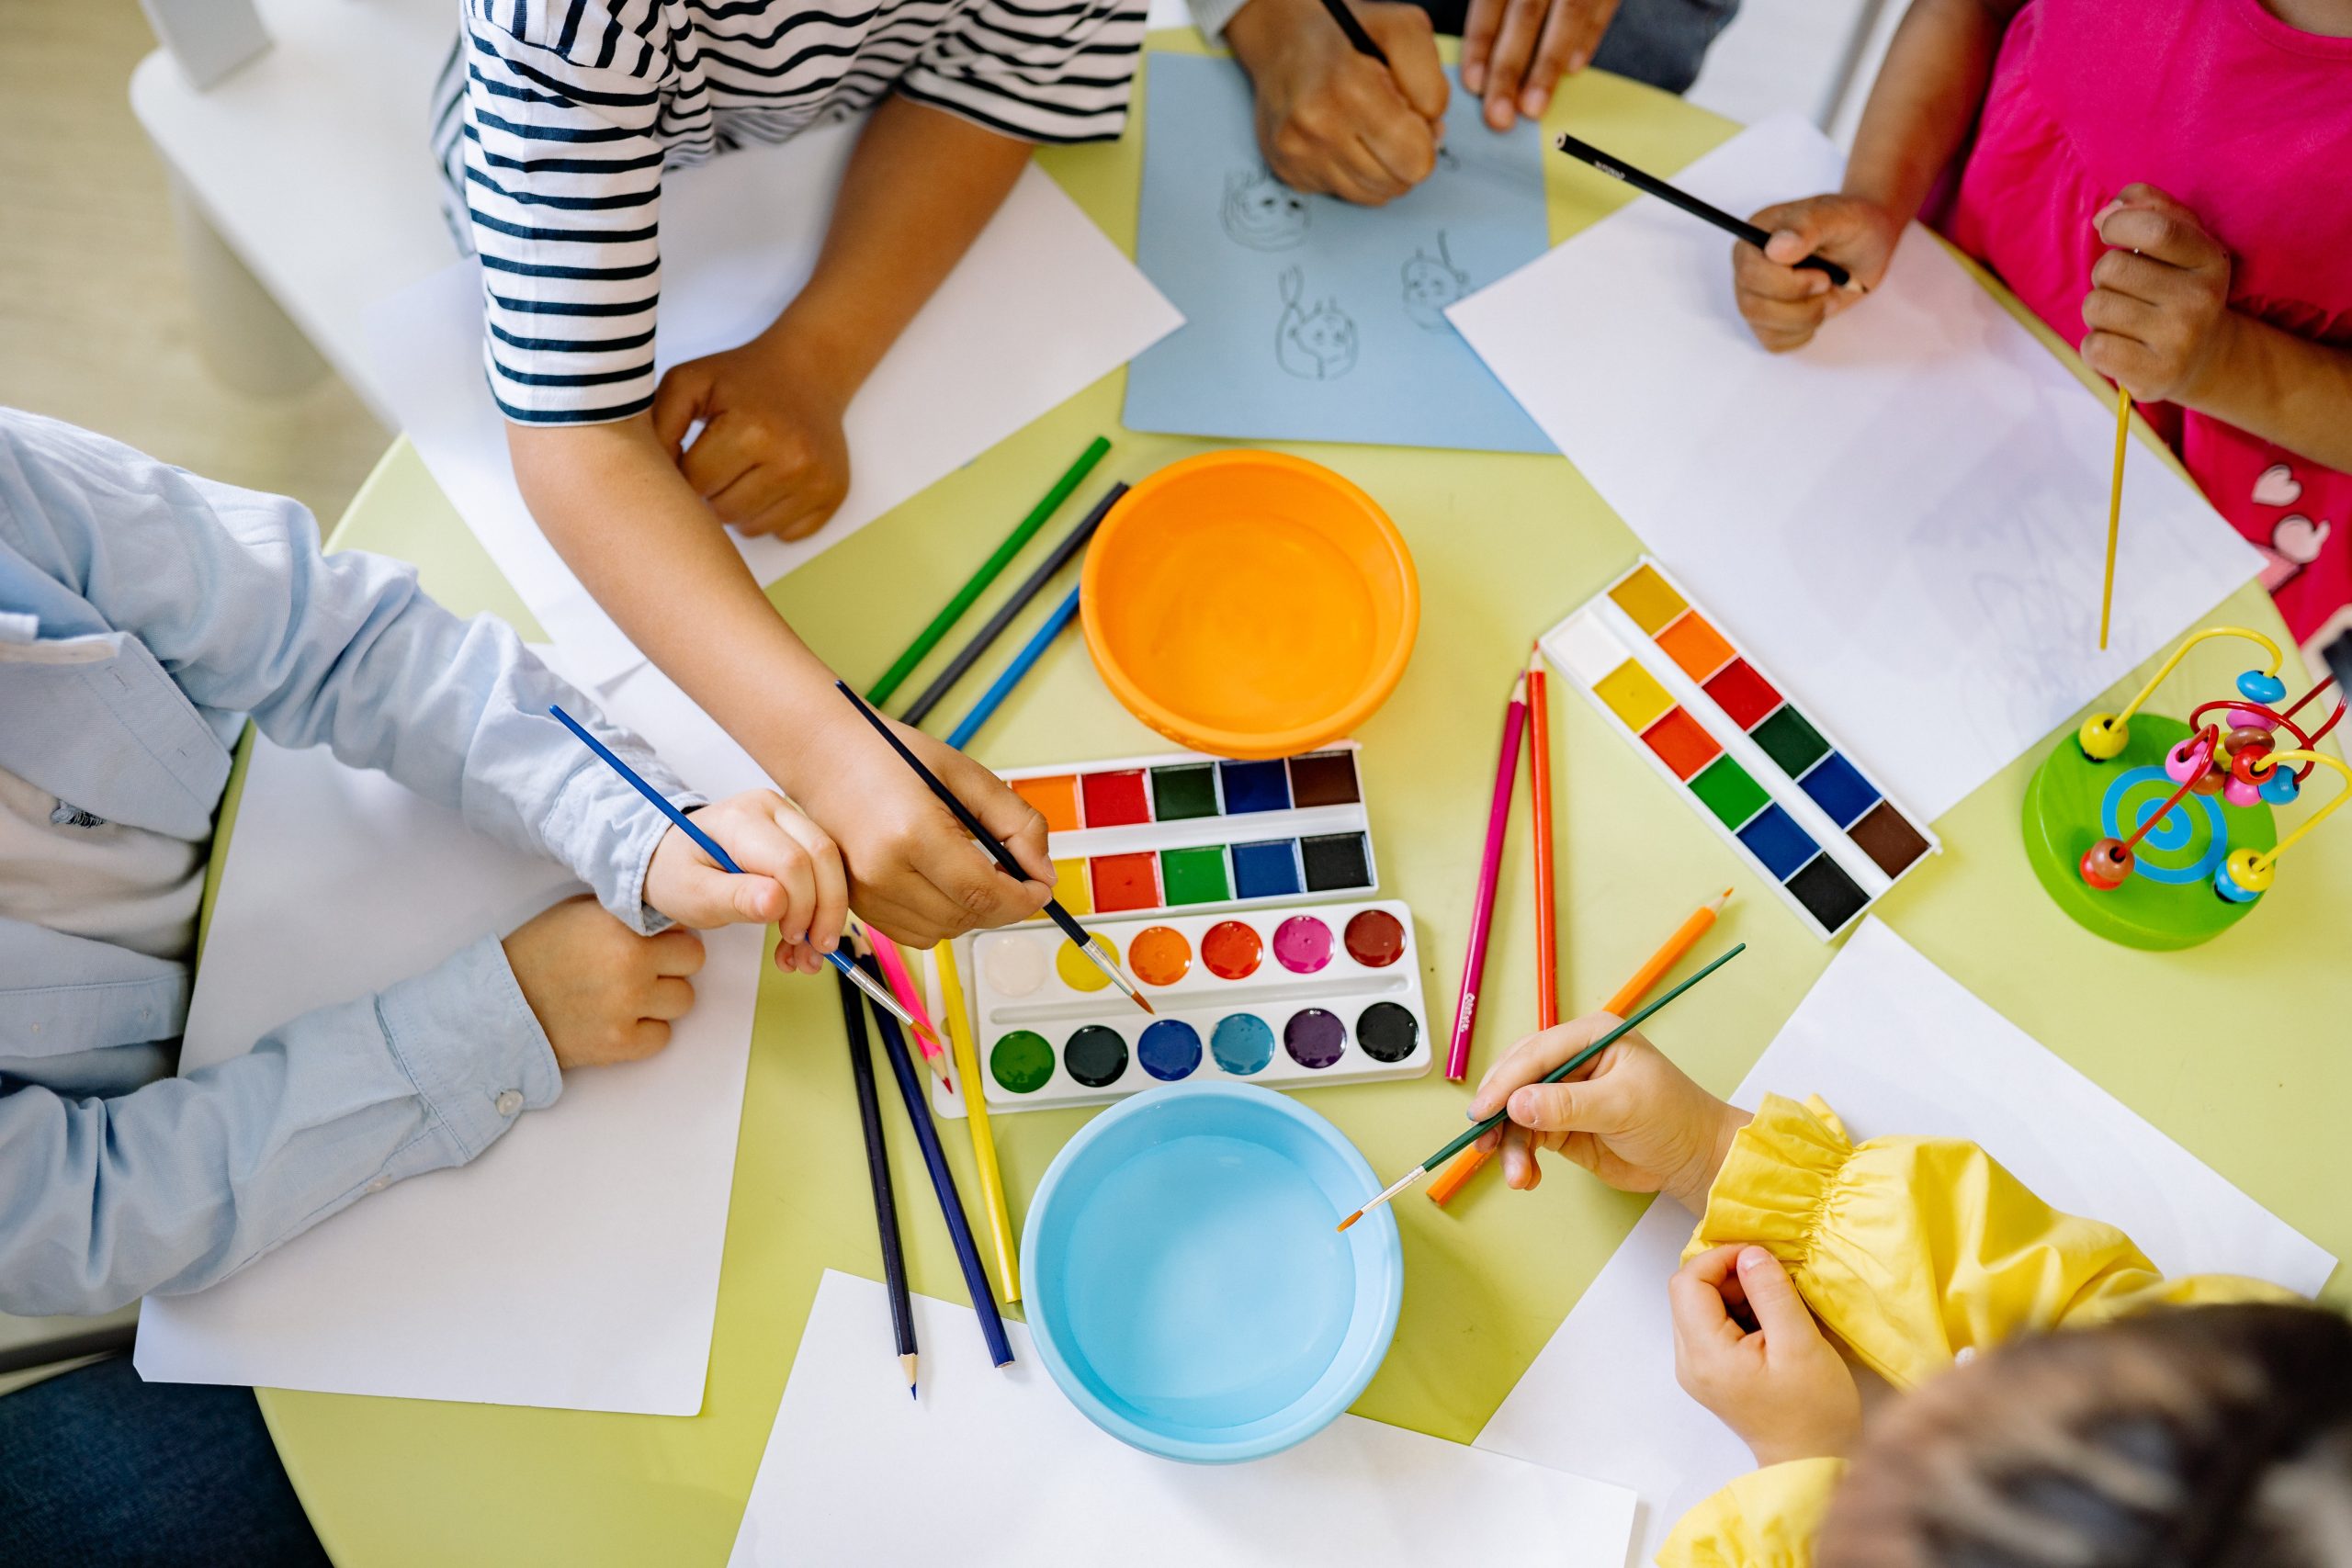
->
[1543,558,1937,938]
[1000,745,1377,921]
[960,898,1431,1111]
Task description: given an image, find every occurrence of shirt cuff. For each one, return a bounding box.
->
[1684,1094,1856,1268]
[1187,0,1249,36]
[1659,1458,1847,1568]
[376,932,562,1163]
[537,750,705,936]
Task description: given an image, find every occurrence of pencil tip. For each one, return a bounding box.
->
[1710,887,1734,911]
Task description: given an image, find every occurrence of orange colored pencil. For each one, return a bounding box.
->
[1529,649,1558,1033]
[1427,886,1735,1205]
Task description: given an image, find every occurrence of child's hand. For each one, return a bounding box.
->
[643,791,850,976]
[1732,194,1901,353]
[2084,184,2238,406]
[1226,0,1448,206]
[786,709,1054,950]
[1466,1015,1749,1210]
[651,330,854,543]
[1671,1244,1862,1467]
[503,895,707,1068]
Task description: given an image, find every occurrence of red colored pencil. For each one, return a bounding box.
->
[1446,671,1528,1080]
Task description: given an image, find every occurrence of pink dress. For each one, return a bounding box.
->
[1937,0,2352,668]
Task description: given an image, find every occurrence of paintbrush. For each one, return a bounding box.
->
[1338,942,1745,1231]
[833,682,1152,1016]
[548,704,944,1053]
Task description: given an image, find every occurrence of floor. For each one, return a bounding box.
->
[0,0,388,530]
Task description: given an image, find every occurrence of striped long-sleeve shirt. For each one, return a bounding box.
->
[431,0,1145,425]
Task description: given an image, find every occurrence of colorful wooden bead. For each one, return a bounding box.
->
[2222,727,2271,759]
[2226,707,2276,734]
[2213,847,2274,903]
[2222,775,2263,808]
[2076,714,2129,761]
[2165,739,2207,784]
[2260,769,2301,806]
[2230,744,2276,785]
[2236,670,2288,705]
[2079,838,2134,890]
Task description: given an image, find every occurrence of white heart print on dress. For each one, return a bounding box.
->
[2257,513,2332,593]
[2252,463,2302,509]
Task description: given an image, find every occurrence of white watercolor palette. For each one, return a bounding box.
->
[965,899,1431,1111]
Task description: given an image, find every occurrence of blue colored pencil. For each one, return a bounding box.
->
[547,705,938,1048]
[834,967,919,1398]
[854,951,1015,1369]
[944,585,1083,750]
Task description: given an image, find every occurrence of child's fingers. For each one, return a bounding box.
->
[650,366,712,458]
[2081,288,2159,343]
[1500,1122,1543,1189]
[2081,330,2159,395]
[678,412,761,502]
[1505,1067,1634,1136]
[1668,1247,1749,1352]
[1460,0,1503,90]
[2095,200,2222,273]
[1367,5,1448,121]
[646,976,696,1022]
[1468,1012,1623,1118]
[1732,1246,1816,1345]
[774,808,849,955]
[1478,0,1544,127]
[648,926,707,978]
[1357,112,1440,191]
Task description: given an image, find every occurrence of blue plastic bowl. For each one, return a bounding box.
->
[1021,1081,1403,1463]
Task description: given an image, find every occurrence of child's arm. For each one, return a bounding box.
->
[639,96,1035,540]
[2086,186,2352,471]
[1732,0,2025,351]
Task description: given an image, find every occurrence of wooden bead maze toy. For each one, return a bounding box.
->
[2023,626,2346,949]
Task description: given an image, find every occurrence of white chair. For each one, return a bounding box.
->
[129,0,459,419]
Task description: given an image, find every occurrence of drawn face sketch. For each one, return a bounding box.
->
[1275,266,1359,380]
[1222,167,1310,251]
[1400,231,1470,330]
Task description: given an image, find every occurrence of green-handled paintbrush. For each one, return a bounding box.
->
[1338,942,1747,1232]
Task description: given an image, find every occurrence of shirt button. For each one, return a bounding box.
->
[367,1179,390,1194]
[495,1089,524,1117]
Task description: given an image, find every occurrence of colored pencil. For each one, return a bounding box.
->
[548,705,943,1052]
[935,940,1019,1303]
[866,436,1110,706]
[1528,649,1558,1032]
[833,681,1152,1016]
[1428,886,1735,1206]
[1340,942,1746,1230]
[834,966,918,1397]
[857,950,1015,1368]
[863,926,955,1096]
[1445,672,1529,1080]
[2100,383,2132,651]
[1316,0,1389,64]
[1553,133,1857,292]
[902,482,1128,727]
[945,585,1082,750]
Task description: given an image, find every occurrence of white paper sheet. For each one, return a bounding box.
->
[367,121,1183,684]
[730,1269,1638,1566]
[133,679,766,1415]
[1473,919,2335,1563]
[1448,114,2262,822]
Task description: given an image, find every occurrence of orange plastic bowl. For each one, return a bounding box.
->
[1081,451,1419,760]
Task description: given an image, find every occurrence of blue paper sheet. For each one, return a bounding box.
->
[1123,51,1553,455]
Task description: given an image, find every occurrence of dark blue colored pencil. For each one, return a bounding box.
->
[855,953,1015,1369]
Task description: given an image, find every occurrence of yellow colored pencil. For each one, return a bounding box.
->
[2100,382,2132,651]
[935,941,1019,1303]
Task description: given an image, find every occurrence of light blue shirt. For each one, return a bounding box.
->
[0,409,703,1315]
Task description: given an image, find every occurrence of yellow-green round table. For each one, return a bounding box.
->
[243,49,2351,1566]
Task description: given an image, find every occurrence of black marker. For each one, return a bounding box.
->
[1316,0,1389,67]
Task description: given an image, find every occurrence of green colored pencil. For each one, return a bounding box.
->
[865,436,1111,705]
[1338,942,1747,1231]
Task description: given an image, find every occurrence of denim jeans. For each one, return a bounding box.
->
[1415,0,1742,94]
[0,1356,329,1567]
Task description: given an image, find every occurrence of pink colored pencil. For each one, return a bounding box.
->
[863,926,956,1096]
[1447,672,1528,1079]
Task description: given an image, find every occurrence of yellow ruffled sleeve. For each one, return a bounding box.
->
[1681,1094,2292,1391]
[1657,1458,1844,1568]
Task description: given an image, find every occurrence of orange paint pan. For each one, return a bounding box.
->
[1080,451,1419,760]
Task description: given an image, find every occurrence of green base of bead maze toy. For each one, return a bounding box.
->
[2022,713,2278,951]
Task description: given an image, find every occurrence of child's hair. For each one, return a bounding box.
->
[1819,1304,2352,1567]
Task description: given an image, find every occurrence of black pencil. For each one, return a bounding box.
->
[900,481,1129,728]
[1316,0,1389,65]
[833,681,1154,1016]
[835,968,918,1398]
[1553,132,1859,292]
[856,951,1016,1369]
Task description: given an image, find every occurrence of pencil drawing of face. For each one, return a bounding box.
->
[1400,231,1469,329]
[1276,267,1358,380]
[1222,166,1310,251]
